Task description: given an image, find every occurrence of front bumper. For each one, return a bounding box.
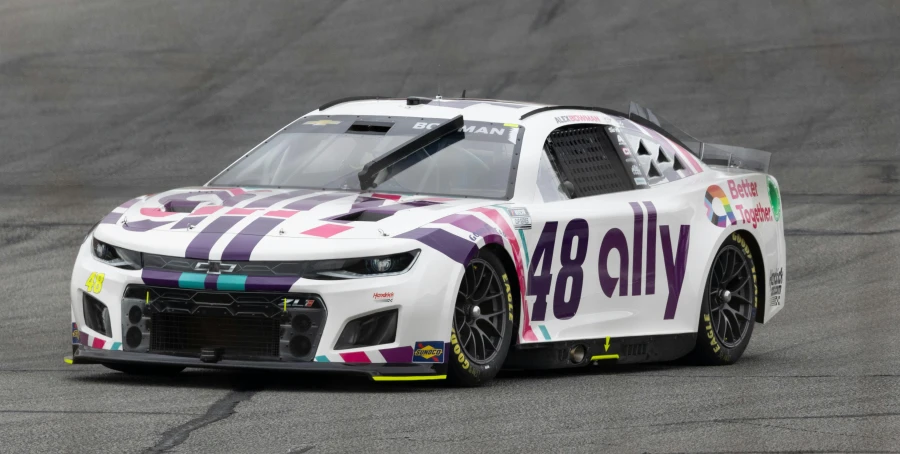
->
[69,236,461,380]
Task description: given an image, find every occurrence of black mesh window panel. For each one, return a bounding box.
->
[544,125,635,197]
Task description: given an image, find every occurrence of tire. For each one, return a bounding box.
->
[692,232,758,365]
[447,249,515,387]
[102,363,186,376]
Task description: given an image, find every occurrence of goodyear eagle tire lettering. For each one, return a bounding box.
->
[447,249,514,387]
[691,232,757,365]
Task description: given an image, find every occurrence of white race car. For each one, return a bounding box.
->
[67,96,786,386]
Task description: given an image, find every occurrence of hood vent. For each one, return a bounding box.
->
[332,209,394,222]
[163,200,202,213]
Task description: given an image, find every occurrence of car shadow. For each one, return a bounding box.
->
[68,357,696,393]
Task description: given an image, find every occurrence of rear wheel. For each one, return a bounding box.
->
[102,363,186,376]
[692,232,758,365]
[447,249,514,387]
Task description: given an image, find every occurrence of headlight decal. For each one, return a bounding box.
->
[91,238,142,270]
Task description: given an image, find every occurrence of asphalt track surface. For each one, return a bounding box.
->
[1,1,899,453]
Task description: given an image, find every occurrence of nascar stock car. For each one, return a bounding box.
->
[67,96,786,386]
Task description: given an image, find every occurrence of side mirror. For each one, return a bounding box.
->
[560,180,576,198]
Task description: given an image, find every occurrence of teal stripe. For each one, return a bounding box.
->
[517,229,530,267]
[178,272,206,289]
[217,274,247,291]
[111,342,122,351]
[538,325,551,340]
[315,355,330,363]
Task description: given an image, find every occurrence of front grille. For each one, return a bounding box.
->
[150,313,280,358]
[122,285,327,362]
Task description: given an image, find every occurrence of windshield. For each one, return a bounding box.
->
[210,115,524,199]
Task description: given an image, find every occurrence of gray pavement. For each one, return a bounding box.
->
[1,1,899,452]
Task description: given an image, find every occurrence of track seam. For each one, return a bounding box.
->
[143,389,256,453]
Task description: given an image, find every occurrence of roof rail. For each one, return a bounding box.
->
[317,96,393,111]
[519,105,625,120]
[520,104,695,156]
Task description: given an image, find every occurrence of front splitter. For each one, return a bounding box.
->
[68,346,447,381]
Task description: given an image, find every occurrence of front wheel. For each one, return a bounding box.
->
[692,232,758,365]
[447,250,514,387]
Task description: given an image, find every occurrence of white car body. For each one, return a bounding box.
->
[68,97,786,380]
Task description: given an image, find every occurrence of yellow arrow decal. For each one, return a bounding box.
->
[604,336,611,352]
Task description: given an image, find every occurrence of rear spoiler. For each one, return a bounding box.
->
[629,102,771,173]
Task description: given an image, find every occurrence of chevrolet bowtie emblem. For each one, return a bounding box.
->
[194,261,237,274]
[303,119,341,126]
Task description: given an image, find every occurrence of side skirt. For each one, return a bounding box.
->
[504,333,697,370]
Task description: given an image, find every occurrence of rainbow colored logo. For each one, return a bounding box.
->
[704,185,738,227]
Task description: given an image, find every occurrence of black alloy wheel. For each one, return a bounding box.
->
[448,249,514,386]
[708,245,755,348]
[692,233,758,365]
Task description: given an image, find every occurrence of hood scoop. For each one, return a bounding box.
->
[163,200,202,213]
[331,210,393,223]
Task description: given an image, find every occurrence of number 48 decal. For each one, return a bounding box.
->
[85,272,105,294]
[526,205,691,322]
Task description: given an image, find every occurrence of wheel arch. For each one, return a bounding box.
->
[733,229,767,323]
[480,244,522,342]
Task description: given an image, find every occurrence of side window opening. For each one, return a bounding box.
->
[542,124,635,198]
[536,147,570,202]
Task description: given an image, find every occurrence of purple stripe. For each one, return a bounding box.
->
[349,196,386,212]
[204,274,218,290]
[366,200,440,216]
[282,193,349,211]
[100,212,123,225]
[435,214,505,247]
[397,228,476,264]
[141,269,181,287]
[184,216,244,260]
[245,189,313,209]
[629,202,643,296]
[644,201,657,295]
[221,217,285,261]
[123,219,175,232]
[158,190,254,208]
[172,215,206,230]
[244,276,297,292]
[379,346,413,363]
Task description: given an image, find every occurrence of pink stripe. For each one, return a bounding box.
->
[193,206,223,215]
[265,209,299,218]
[226,207,258,215]
[140,208,179,217]
[372,193,402,201]
[228,188,246,196]
[339,352,371,363]
[91,338,106,349]
[302,224,353,238]
[471,207,538,342]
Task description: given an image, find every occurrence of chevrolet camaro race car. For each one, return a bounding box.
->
[66,96,786,386]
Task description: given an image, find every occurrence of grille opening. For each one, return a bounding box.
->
[648,162,662,178]
[83,293,112,337]
[150,313,280,358]
[335,309,398,350]
[673,156,685,171]
[544,125,635,198]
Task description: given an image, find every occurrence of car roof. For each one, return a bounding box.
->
[307,97,630,126]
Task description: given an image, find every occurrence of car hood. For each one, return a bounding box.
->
[92,186,507,258]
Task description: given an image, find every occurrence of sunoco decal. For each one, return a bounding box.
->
[413,341,445,363]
